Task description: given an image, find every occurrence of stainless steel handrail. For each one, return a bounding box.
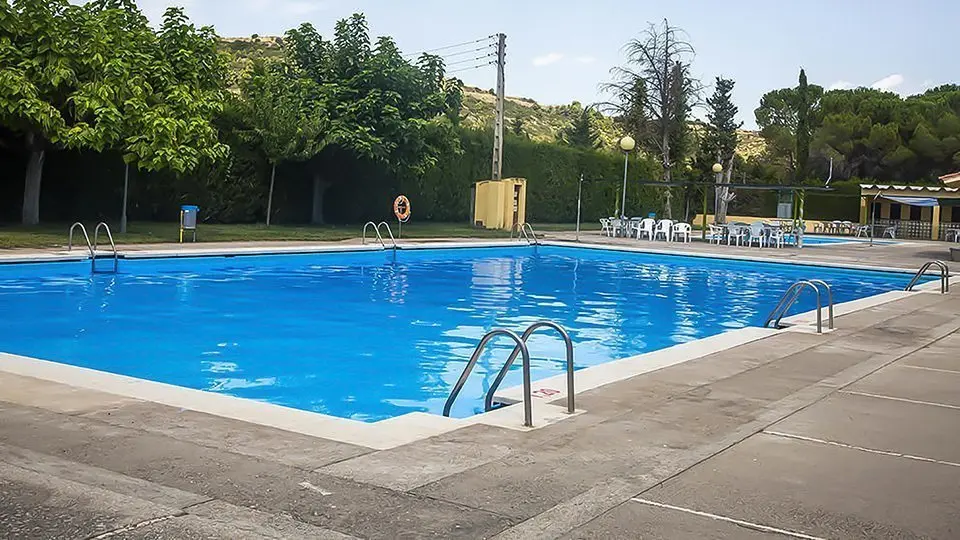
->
[764,280,824,333]
[443,329,534,427]
[512,222,539,245]
[362,221,385,248]
[807,279,834,330]
[92,222,118,273]
[376,221,398,249]
[905,260,949,294]
[484,321,575,414]
[68,222,94,257]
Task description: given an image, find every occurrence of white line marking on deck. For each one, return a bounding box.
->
[298,481,333,496]
[629,498,826,540]
[900,364,960,376]
[764,431,960,468]
[840,390,960,410]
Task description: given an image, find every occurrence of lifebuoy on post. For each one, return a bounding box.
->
[394,195,411,222]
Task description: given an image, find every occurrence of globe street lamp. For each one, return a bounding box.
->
[619,136,636,223]
[702,162,723,239]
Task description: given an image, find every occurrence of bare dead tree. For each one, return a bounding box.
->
[601,19,701,219]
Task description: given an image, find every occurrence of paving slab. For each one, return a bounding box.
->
[0,372,138,415]
[562,499,782,539]
[0,461,178,540]
[643,433,960,539]
[83,400,371,471]
[845,363,960,407]
[767,391,960,464]
[115,500,357,540]
[320,424,519,491]
[899,347,960,372]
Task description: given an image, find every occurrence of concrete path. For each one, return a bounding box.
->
[1,238,959,538]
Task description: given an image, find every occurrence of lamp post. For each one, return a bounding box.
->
[704,162,722,240]
[575,174,584,242]
[619,136,636,223]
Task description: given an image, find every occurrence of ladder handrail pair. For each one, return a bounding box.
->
[68,222,118,273]
[765,280,834,334]
[905,260,950,294]
[443,321,575,427]
[362,221,398,249]
[513,222,539,245]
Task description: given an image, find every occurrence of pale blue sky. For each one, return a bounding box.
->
[136,0,956,128]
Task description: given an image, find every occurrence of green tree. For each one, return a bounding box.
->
[510,117,527,138]
[755,80,823,182]
[561,109,600,149]
[278,14,461,223]
[237,59,327,226]
[795,68,812,181]
[702,77,742,222]
[604,19,701,218]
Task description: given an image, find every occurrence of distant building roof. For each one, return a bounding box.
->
[860,184,960,193]
[940,171,960,186]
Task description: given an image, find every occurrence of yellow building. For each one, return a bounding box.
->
[860,178,960,240]
[472,178,527,231]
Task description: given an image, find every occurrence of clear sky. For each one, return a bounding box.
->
[134,0,957,129]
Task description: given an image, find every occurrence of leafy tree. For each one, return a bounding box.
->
[604,19,701,218]
[755,80,823,182]
[281,14,461,223]
[237,59,327,226]
[702,77,742,222]
[562,109,600,149]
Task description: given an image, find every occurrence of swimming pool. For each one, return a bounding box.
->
[0,245,920,421]
[801,235,897,246]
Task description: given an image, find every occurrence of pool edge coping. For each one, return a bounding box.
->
[0,239,953,451]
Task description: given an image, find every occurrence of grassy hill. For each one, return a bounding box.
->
[219,37,765,159]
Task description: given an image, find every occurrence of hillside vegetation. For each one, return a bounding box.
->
[218,37,764,159]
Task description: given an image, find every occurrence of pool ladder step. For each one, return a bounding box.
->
[362,221,398,250]
[905,260,949,294]
[764,280,834,334]
[69,222,118,273]
[443,321,575,427]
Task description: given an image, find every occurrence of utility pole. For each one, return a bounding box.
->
[491,33,506,180]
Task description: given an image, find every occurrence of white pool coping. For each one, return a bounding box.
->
[0,239,953,450]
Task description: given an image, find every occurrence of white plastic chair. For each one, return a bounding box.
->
[748,222,767,248]
[654,219,674,241]
[672,222,692,243]
[706,224,724,245]
[600,218,613,237]
[636,218,656,240]
[854,224,870,238]
[767,226,785,248]
[726,223,747,246]
[883,223,897,239]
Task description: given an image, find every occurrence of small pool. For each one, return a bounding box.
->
[801,235,898,246]
[0,245,920,421]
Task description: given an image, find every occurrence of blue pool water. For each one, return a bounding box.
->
[801,235,897,246]
[0,246,920,421]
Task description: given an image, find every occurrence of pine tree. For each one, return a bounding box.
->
[703,77,742,223]
[562,109,600,149]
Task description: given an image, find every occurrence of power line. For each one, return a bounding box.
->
[447,61,496,74]
[445,53,497,67]
[404,35,495,58]
[435,44,496,60]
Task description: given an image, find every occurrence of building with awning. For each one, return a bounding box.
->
[860,176,960,240]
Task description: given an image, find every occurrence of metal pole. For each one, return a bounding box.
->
[120,162,129,234]
[870,192,881,247]
[620,152,629,220]
[576,174,583,241]
[701,183,708,240]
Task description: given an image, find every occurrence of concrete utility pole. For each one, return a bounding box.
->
[491,33,506,180]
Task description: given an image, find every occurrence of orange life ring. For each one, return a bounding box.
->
[393,195,411,221]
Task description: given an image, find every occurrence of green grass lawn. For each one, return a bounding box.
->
[0,221,596,249]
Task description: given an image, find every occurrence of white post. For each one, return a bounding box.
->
[120,162,130,233]
[575,174,583,242]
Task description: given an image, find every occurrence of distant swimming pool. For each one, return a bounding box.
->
[801,235,898,246]
[0,245,920,421]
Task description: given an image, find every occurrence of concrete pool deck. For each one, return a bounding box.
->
[1,235,958,538]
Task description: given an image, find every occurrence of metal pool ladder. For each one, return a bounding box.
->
[362,221,398,250]
[513,222,539,245]
[69,222,118,273]
[764,280,834,333]
[92,222,119,273]
[443,321,576,427]
[905,260,949,294]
